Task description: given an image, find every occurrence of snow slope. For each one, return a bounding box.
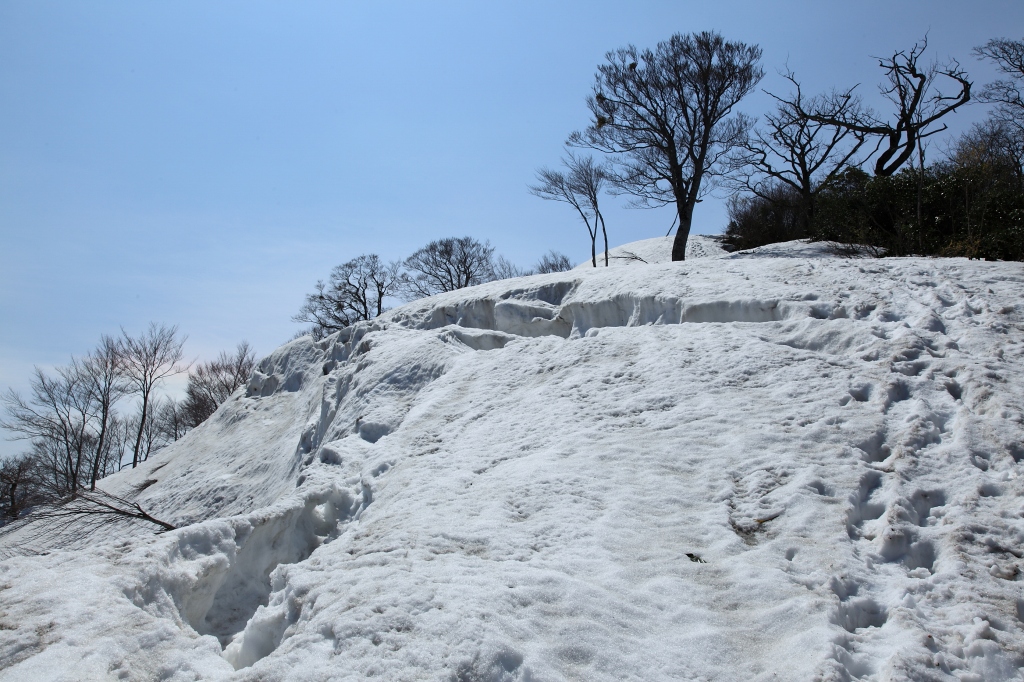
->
[2,240,1023,681]
[584,234,732,266]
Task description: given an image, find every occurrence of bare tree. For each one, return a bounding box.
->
[294,280,353,340]
[801,38,971,177]
[133,400,165,463]
[570,31,764,261]
[119,324,188,468]
[107,414,136,472]
[974,38,1024,132]
[181,341,257,427]
[80,335,127,490]
[730,72,869,233]
[1,364,97,496]
[530,152,610,267]
[294,255,402,340]
[535,251,574,273]
[155,397,190,444]
[490,256,531,280]
[27,487,175,532]
[401,237,495,299]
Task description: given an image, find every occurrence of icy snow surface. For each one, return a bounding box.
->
[2,240,1024,681]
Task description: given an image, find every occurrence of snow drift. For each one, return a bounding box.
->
[1,237,1023,681]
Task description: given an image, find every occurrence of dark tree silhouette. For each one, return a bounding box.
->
[294,254,402,340]
[0,455,43,521]
[800,38,971,177]
[401,237,495,299]
[119,324,188,468]
[570,31,763,261]
[729,72,869,234]
[182,341,257,427]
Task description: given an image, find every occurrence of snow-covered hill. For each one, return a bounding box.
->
[2,240,1023,681]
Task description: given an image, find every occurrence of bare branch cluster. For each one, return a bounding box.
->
[293,241,575,340]
[727,71,871,234]
[2,326,256,532]
[798,38,971,177]
[534,251,574,274]
[293,255,403,340]
[181,342,257,427]
[491,256,530,280]
[948,117,1024,190]
[530,152,611,267]
[401,237,496,299]
[0,485,175,559]
[119,323,189,468]
[567,31,764,261]
[2,361,122,496]
[974,37,1024,135]
[533,32,1004,260]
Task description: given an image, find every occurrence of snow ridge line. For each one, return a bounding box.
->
[387,279,840,341]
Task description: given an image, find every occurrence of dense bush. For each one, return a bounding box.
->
[722,183,809,251]
[813,163,1024,260]
[721,34,1024,261]
[724,138,1024,260]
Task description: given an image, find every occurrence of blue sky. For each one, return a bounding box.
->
[1,0,1021,456]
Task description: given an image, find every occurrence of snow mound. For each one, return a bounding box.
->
[727,239,838,260]
[2,241,1024,681]
[581,235,834,269]
[580,234,729,267]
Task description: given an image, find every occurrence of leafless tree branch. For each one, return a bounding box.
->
[797,38,971,177]
[569,31,763,260]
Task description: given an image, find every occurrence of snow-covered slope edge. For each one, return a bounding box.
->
[581,234,732,267]
[1,243,1023,681]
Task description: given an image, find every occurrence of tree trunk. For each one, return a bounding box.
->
[916,140,929,253]
[90,405,109,490]
[671,200,694,261]
[72,439,85,495]
[578,211,596,267]
[670,157,698,262]
[132,393,149,468]
[599,212,609,266]
[62,436,77,497]
[801,187,815,237]
[7,479,18,518]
